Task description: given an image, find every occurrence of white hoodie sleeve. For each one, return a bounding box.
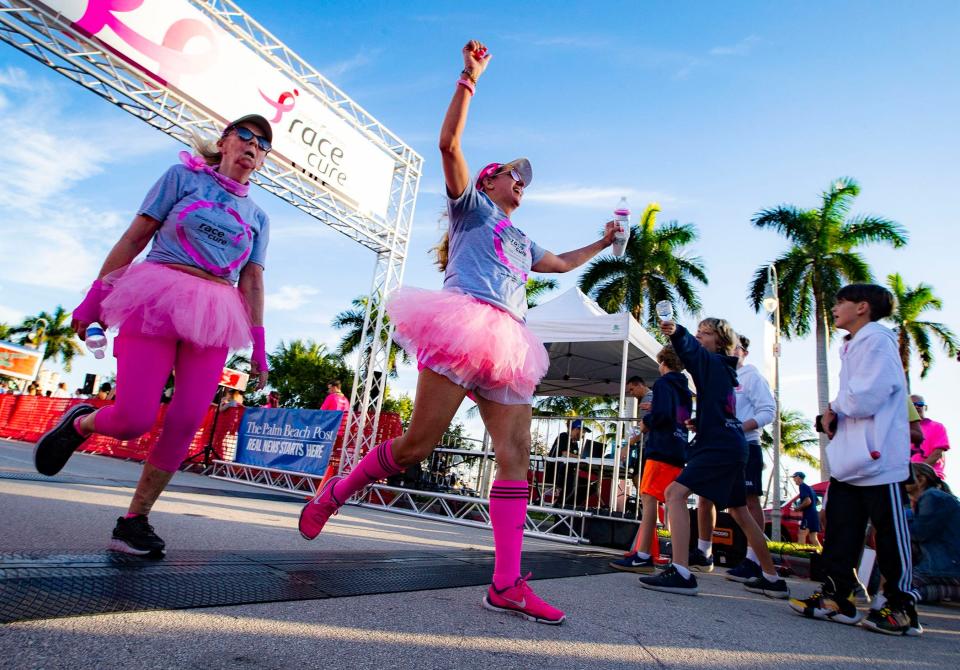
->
[831,331,903,419]
[746,371,776,429]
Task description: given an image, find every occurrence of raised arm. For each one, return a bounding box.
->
[438,40,490,199]
[532,222,616,273]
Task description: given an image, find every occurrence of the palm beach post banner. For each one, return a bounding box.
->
[235,408,342,476]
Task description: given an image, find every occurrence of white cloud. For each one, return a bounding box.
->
[0,66,168,292]
[0,302,24,324]
[710,35,761,57]
[2,224,105,292]
[319,49,381,79]
[524,185,680,208]
[0,66,32,88]
[266,284,320,311]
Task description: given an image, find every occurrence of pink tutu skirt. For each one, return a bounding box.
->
[100,262,252,350]
[385,287,549,403]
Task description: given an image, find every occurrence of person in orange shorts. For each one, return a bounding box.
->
[610,346,691,573]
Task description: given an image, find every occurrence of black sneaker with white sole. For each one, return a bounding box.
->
[861,603,923,637]
[609,552,657,574]
[689,548,714,573]
[743,575,790,599]
[638,565,699,595]
[33,404,96,476]
[109,515,166,558]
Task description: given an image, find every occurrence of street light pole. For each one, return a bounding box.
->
[28,317,50,386]
[763,265,783,542]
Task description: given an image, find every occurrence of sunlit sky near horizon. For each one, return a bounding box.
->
[1,0,957,489]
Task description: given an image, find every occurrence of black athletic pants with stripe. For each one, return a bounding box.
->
[822,478,915,607]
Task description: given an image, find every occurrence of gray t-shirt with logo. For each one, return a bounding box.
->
[140,164,270,284]
[444,182,545,322]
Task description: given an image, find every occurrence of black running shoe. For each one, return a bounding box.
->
[639,565,699,596]
[689,548,714,573]
[789,589,862,625]
[861,604,923,636]
[725,558,763,583]
[744,575,790,599]
[33,404,96,476]
[609,552,657,574]
[109,515,166,558]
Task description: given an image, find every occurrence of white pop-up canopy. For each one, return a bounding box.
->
[526,287,664,398]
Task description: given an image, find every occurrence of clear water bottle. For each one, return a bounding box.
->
[612,197,630,257]
[655,300,674,322]
[85,323,107,360]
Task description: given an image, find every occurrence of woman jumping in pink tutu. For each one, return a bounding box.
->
[299,40,616,625]
[34,114,273,558]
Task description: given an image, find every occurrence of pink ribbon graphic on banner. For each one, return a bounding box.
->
[176,201,252,277]
[75,0,217,85]
[260,88,299,123]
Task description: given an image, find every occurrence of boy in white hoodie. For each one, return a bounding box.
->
[789,284,919,636]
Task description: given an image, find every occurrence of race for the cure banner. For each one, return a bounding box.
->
[37,0,395,219]
[235,408,342,476]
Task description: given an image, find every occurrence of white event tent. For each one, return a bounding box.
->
[526,287,664,407]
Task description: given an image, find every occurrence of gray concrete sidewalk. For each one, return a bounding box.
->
[1,440,958,669]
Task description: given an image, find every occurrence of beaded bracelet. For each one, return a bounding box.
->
[457,78,476,95]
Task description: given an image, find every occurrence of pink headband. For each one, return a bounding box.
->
[475,162,502,190]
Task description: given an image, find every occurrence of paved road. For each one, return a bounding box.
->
[1,440,957,669]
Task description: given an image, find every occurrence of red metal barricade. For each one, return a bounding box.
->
[0,395,403,472]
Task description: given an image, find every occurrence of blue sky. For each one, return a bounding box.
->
[1,1,958,487]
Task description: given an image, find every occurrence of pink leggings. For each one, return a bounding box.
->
[93,330,227,472]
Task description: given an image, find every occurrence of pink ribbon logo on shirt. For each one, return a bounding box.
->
[176,201,252,277]
[75,0,218,86]
[493,219,531,282]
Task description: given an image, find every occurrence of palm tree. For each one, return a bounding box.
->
[526,277,559,309]
[761,409,820,468]
[748,178,907,478]
[886,273,958,389]
[267,339,351,408]
[530,395,619,455]
[13,307,83,372]
[761,409,820,504]
[0,322,13,341]
[533,395,618,418]
[579,203,707,329]
[332,294,410,377]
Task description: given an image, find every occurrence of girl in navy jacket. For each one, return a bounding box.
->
[639,318,788,600]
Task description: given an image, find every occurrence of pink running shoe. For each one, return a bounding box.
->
[482,573,566,625]
[299,476,344,540]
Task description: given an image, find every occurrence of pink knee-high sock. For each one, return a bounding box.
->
[490,480,529,590]
[331,439,403,502]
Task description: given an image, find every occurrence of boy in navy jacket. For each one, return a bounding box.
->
[639,318,788,599]
[610,346,691,573]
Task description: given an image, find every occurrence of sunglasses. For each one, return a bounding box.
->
[227,126,271,152]
[914,402,926,408]
[496,168,524,186]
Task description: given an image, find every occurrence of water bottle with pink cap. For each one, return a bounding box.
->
[612,197,630,257]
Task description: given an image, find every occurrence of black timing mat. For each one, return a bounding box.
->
[0,549,615,623]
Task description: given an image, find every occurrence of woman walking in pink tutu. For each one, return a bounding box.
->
[299,41,616,625]
[34,114,273,558]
